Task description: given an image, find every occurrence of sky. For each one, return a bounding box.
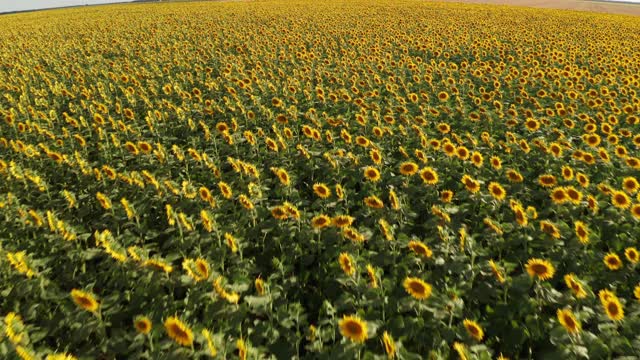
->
[0,0,132,13]
[1,0,640,13]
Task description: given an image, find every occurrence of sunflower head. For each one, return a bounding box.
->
[463,319,484,341]
[557,309,581,334]
[525,258,555,281]
[403,277,433,300]
[338,315,368,343]
[604,253,623,270]
[70,289,99,313]
[164,316,194,347]
[134,316,152,335]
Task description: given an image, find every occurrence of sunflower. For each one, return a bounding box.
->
[487,182,506,201]
[237,338,247,360]
[364,195,384,209]
[333,215,354,228]
[199,187,212,202]
[512,205,528,227]
[550,187,569,204]
[311,214,331,229]
[338,315,368,343]
[443,142,456,157]
[538,174,557,187]
[366,264,378,288]
[164,316,193,347]
[622,177,639,194]
[598,289,616,305]
[134,316,152,335]
[561,165,574,180]
[343,227,365,243]
[456,146,470,160]
[313,183,331,198]
[625,247,639,263]
[574,221,590,244]
[611,190,631,209]
[565,186,583,204]
[604,253,622,270]
[403,277,432,300]
[634,284,640,301]
[440,190,454,203]
[453,342,469,360]
[399,161,419,176]
[338,253,355,276]
[490,156,502,170]
[540,220,561,239]
[276,168,290,186]
[470,152,483,167]
[576,173,590,188]
[489,259,506,283]
[271,206,288,220]
[631,204,640,220]
[462,319,484,341]
[525,258,555,280]
[363,167,381,182]
[218,181,232,199]
[506,169,523,183]
[96,192,112,210]
[408,240,433,258]
[70,289,99,313]
[557,309,581,334]
[461,175,480,193]
[382,331,396,359]
[603,297,624,321]
[254,277,266,295]
[437,91,449,101]
[370,148,382,164]
[564,274,587,299]
[419,167,439,185]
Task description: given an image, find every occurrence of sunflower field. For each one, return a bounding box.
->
[1,0,640,358]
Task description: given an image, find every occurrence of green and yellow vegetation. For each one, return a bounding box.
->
[1,0,640,358]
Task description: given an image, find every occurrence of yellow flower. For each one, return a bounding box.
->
[70,289,99,313]
[419,167,439,185]
[311,214,331,229]
[525,258,555,280]
[564,274,587,299]
[134,316,152,335]
[399,161,419,176]
[96,192,112,210]
[463,319,484,341]
[557,309,581,334]
[611,190,631,209]
[332,215,354,228]
[255,277,266,295]
[338,253,355,276]
[625,247,639,263]
[225,232,238,253]
[364,195,384,209]
[408,240,432,258]
[489,259,505,284]
[461,175,480,193]
[313,183,331,198]
[366,264,378,288]
[338,315,368,343]
[403,277,432,300]
[603,297,624,321]
[164,316,194,347]
[202,329,217,357]
[363,166,381,182]
[604,253,622,270]
[487,182,506,201]
[382,331,396,358]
